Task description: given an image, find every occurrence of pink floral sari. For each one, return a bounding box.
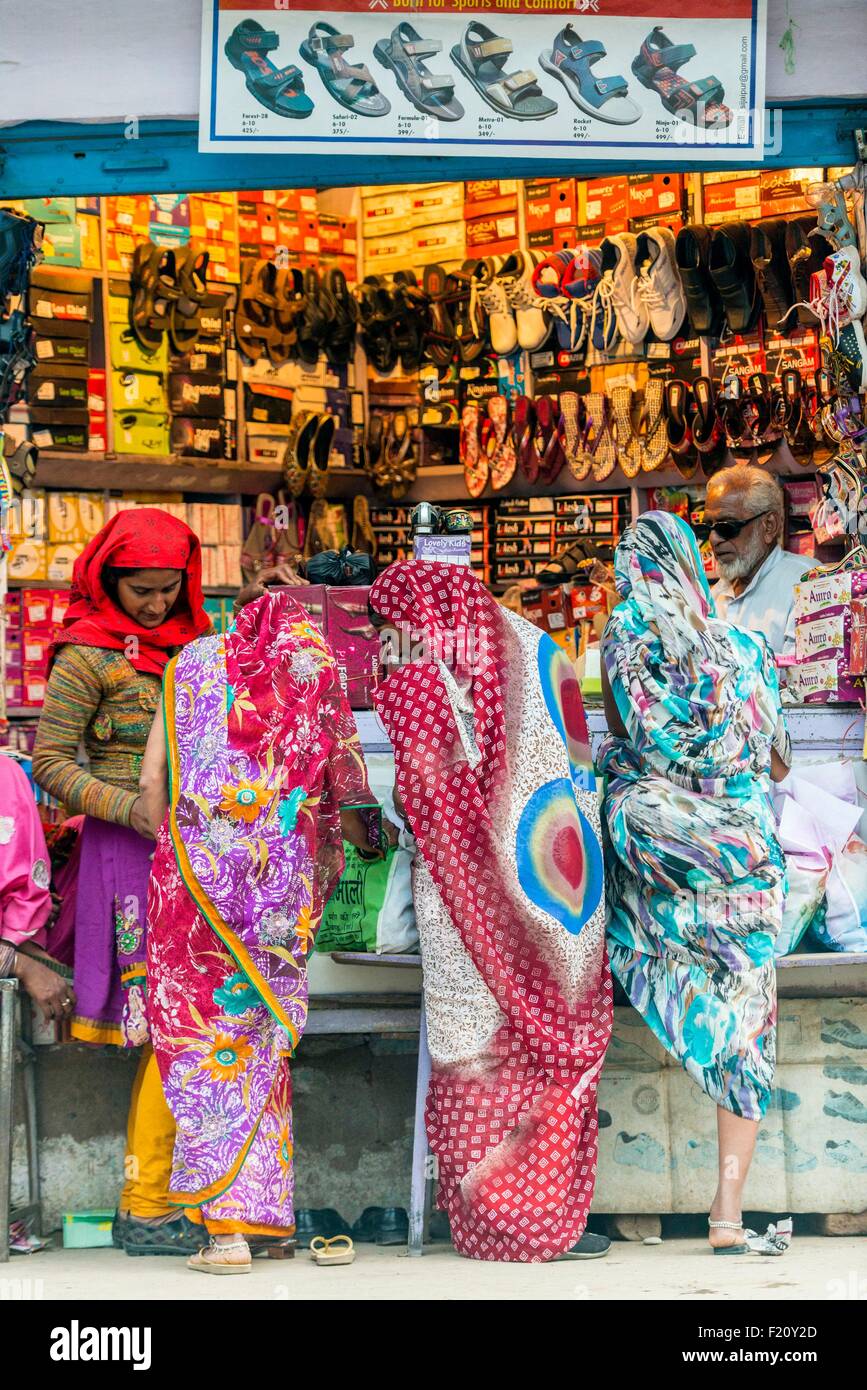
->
[147,591,373,1234]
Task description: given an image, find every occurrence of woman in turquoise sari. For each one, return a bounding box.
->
[599,512,792,1256]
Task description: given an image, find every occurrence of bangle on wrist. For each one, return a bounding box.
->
[0,941,18,978]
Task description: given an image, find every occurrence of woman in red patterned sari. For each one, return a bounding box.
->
[370,562,612,1263]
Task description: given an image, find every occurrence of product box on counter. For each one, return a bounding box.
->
[326,587,379,708]
[113,411,170,456]
[521,586,571,634]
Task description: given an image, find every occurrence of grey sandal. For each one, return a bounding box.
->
[451,22,557,120]
[374,24,464,121]
[300,23,390,117]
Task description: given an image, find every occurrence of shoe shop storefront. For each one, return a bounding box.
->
[2,0,867,1247]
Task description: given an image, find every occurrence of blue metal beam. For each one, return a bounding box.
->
[0,107,865,198]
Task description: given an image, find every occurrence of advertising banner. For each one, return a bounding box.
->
[200,1,768,161]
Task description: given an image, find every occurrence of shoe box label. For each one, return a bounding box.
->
[647,334,703,382]
[759,168,822,218]
[464,181,518,220]
[703,177,761,223]
[525,225,576,254]
[711,333,767,385]
[524,179,578,230]
[629,210,684,238]
[466,213,519,250]
[764,327,820,382]
[627,174,683,219]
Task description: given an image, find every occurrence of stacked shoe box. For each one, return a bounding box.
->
[5,587,70,711]
[627,173,685,239]
[17,197,100,270]
[107,281,170,456]
[362,184,466,278]
[186,501,244,588]
[5,489,47,583]
[105,196,151,274]
[148,194,192,251]
[493,492,629,585]
[43,490,105,582]
[523,179,579,259]
[189,192,241,284]
[318,212,359,285]
[26,267,104,452]
[169,290,237,462]
[464,180,520,262]
[237,189,319,271]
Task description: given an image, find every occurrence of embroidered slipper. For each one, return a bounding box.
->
[188,1239,252,1275]
[284,408,318,496]
[225,20,314,119]
[485,393,517,491]
[461,400,487,497]
[310,1234,356,1265]
[534,395,565,484]
[560,390,594,482]
[609,386,642,479]
[308,413,338,499]
[586,392,617,481]
[640,378,670,472]
[513,395,540,482]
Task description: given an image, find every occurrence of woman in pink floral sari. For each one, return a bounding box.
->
[141,590,378,1274]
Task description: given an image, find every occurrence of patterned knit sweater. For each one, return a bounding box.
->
[32,647,162,826]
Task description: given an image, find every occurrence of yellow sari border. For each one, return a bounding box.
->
[163,655,300,1050]
[71,1017,124,1047]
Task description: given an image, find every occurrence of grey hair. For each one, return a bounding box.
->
[706,463,785,526]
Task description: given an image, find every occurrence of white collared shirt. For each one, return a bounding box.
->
[713,546,808,655]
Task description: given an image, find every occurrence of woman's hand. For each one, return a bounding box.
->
[234,563,305,613]
[339,806,384,857]
[14,952,75,1023]
[129,795,156,840]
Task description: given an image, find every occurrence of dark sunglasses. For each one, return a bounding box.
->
[692,509,772,543]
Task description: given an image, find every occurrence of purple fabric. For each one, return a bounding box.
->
[72,816,153,1045]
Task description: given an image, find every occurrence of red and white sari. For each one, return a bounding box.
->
[371,563,612,1262]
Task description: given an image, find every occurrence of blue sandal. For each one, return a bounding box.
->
[224,20,313,120]
[300,23,390,117]
[539,26,640,125]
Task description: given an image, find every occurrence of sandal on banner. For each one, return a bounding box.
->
[300,23,390,116]
[225,20,314,119]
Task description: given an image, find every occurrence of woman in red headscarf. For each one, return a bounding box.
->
[32,507,211,1258]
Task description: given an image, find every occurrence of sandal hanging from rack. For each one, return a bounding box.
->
[513,395,540,483]
[461,400,488,498]
[664,380,698,480]
[484,394,517,491]
[609,386,643,480]
[560,391,593,482]
[691,376,727,472]
[585,392,617,482]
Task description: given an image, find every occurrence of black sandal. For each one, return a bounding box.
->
[373,23,464,121]
[321,268,358,367]
[170,246,210,355]
[296,268,330,366]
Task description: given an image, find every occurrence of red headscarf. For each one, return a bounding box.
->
[52,509,210,676]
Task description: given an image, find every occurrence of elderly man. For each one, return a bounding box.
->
[700,463,806,654]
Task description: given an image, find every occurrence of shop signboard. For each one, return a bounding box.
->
[200,1,768,162]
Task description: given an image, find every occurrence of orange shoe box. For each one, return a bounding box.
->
[627,173,683,218]
[466,211,520,253]
[703,177,761,223]
[464,179,518,219]
[105,195,150,234]
[524,179,578,230]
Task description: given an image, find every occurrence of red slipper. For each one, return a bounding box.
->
[461,401,487,497]
[513,395,540,482]
[534,395,565,484]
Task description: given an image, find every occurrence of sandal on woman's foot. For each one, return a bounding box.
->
[300,23,390,117]
[310,1234,356,1265]
[451,22,556,121]
[540,26,640,125]
[188,1238,252,1275]
[709,1217,793,1256]
[225,20,314,118]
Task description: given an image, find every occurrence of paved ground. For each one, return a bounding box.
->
[4,1237,864,1301]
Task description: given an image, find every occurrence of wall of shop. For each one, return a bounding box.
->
[12,1039,418,1231]
[1,0,865,126]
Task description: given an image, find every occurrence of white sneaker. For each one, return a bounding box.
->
[477,255,516,355]
[808,247,867,390]
[598,233,648,345]
[506,250,549,351]
[633,227,686,341]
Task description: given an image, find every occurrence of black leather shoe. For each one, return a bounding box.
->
[378,1206,410,1246]
[750,219,794,328]
[709,222,760,334]
[785,217,834,326]
[675,224,722,336]
[295,1208,352,1247]
[123,1214,202,1257]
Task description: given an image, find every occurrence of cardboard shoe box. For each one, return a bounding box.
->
[524,178,578,230]
[326,587,379,709]
[580,176,629,235]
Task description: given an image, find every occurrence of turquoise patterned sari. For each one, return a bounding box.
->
[599,512,790,1120]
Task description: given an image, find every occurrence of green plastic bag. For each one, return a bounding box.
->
[316,838,416,955]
